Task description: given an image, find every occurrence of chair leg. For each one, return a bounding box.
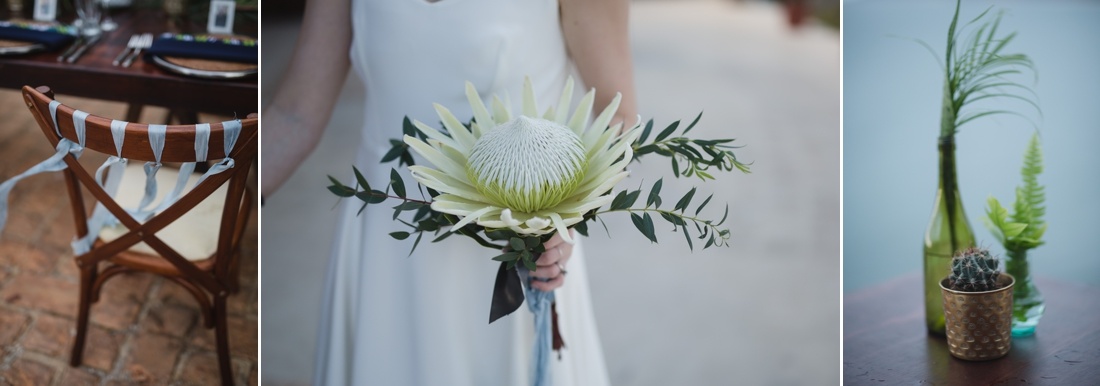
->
[215,293,234,386]
[70,264,97,367]
[125,104,144,122]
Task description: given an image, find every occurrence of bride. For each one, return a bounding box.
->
[262,0,637,384]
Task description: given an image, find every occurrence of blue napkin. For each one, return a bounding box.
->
[145,33,257,64]
[0,21,77,51]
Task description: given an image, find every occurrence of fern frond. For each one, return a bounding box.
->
[985,132,1045,251]
[1011,133,1045,239]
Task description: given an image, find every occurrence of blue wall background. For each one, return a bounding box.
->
[844,0,1100,292]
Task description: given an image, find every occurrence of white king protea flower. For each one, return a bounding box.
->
[405,77,641,244]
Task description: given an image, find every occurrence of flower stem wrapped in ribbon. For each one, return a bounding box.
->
[327,76,750,386]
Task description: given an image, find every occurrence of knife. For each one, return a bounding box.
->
[66,34,102,64]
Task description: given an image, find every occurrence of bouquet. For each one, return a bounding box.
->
[327,77,750,385]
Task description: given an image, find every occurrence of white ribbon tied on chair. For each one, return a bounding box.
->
[73,120,130,255]
[194,120,242,187]
[0,101,85,238]
[1,110,243,257]
[129,124,167,222]
[152,123,207,213]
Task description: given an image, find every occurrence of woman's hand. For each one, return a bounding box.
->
[529,230,575,291]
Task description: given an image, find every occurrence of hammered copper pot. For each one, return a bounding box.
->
[939,274,1015,361]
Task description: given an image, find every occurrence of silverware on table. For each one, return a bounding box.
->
[66,33,102,64]
[113,34,140,66]
[57,36,85,62]
[121,33,152,68]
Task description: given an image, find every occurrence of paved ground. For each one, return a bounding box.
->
[262,0,839,384]
[0,94,259,385]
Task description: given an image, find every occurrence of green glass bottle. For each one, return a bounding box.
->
[923,137,975,336]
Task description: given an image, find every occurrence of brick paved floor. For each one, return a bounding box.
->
[0,89,258,386]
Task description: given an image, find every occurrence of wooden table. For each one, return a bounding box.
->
[844,273,1100,385]
[0,8,256,117]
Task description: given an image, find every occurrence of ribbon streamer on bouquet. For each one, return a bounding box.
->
[0,101,84,238]
[521,268,555,386]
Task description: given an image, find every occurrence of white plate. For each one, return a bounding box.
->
[0,42,44,55]
[151,55,256,79]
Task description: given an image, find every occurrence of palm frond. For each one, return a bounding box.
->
[939,0,1039,138]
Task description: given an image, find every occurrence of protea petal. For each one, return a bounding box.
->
[548,212,575,244]
[439,143,469,169]
[554,76,575,124]
[552,193,614,214]
[522,77,538,117]
[491,95,511,124]
[409,166,492,203]
[404,136,468,178]
[432,194,497,215]
[465,82,494,136]
[525,216,551,230]
[568,89,596,136]
[574,171,630,202]
[583,92,622,146]
[434,103,477,151]
[411,120,463,152]
[449,205,500,229]
[586,121,622,159]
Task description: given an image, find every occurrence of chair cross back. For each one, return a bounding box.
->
[16,85,258,296]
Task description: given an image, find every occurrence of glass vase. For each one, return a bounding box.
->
[923,137,976,336]
[1004,249,1044,336]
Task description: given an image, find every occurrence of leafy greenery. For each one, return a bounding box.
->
[983,132,1045,251]
[921,0,1039,139]
[327,114,744,259]
[631,112,752,179]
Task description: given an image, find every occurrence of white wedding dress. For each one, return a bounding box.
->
[312,0,611,385]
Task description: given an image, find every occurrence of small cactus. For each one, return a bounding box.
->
[947,247,1003,292]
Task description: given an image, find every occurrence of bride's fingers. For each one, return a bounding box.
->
[537,242,573,267]
[543,233,564,249]
[542,228,576,250]
[531,275,564,292]
[530,262,562,279]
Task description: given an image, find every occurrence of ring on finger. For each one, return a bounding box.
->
[556,262,568,276]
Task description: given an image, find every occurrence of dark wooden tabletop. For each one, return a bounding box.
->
[0,8,256,116]
[844,273,1100,385]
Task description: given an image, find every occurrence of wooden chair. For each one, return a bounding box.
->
[20,86,257,385]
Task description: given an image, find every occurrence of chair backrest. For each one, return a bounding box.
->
[20,85,258,295]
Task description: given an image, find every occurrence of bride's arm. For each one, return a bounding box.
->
[261,0,354,196]
[560,0,638,127]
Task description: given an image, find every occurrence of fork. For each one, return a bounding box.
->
[121,33,153,68]
[113,34,140,66]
